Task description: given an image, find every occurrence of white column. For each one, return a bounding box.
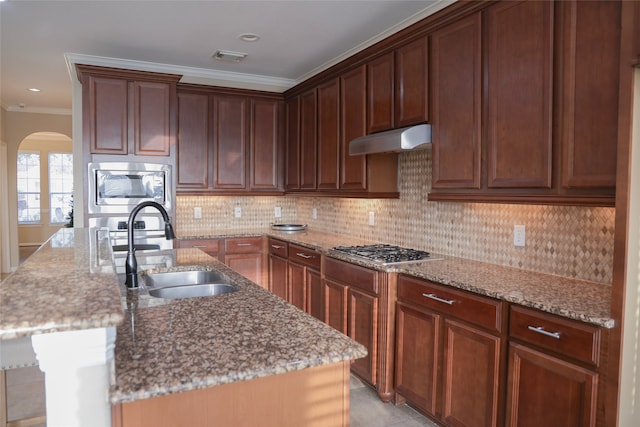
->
[31,327,116,427]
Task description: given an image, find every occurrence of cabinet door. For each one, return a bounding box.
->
[306,268,323,321]
[506,343,597,427]
[395,302,440,417]
[269,255,288,300]
[288,261,306,311]
[367,52,394,133]
[317,78,340,190]
[323,279,348,334]
[395,36,428,127]
[340,66,367,191]
[442,319,501,427]
[177,92,210,189]
[285,96,300,190]
[250,98,281,191]
[225,253,263,288]
[132,81,172,156]
[559,0,620,189]
[431,13,482,189]
[213,95,247,189]
[348,288,378,386]
[86,75,128,155]
[299,90,317,190]
[486,0,553,188]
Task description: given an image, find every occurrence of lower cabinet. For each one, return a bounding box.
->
[323,257,395,402]
[178,237,265,288]
[505,305,602,427]
[394,274,505,427]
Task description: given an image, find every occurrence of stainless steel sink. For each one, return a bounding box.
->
[141,270,237,299]
[148,283,237,299]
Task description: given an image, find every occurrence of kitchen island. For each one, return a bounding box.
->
[0,228,366,427]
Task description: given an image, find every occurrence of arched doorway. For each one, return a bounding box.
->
[15,132,72,263]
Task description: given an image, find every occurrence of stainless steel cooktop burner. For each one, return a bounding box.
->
[332,244,431,265]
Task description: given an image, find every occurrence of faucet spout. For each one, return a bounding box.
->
[125,201,175,288]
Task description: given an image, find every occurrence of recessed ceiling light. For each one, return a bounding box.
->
[27,88,41,92]
[212,50,248,62]
[239,33,260,42]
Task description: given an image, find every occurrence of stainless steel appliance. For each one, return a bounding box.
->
[87,162,172,215]
[332,244,434,265]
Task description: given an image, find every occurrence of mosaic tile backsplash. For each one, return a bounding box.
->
[177,150,615,284]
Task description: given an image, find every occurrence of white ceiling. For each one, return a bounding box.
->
[0,0,453,115]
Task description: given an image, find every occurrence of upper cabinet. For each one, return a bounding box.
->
[77,65,180,157]
[299,89,318,190]
[317,78,341,190]
[429,0,622,206]
[340,66,367,191]
[367,36,429,133]
[175,84,283,195]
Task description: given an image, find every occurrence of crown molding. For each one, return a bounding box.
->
[64,53,296,93]
[3,105,72,115]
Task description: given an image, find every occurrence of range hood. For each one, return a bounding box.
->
[349,124,431,155]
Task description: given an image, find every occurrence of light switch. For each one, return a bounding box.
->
[234,206,242,218]
[274,206,282,218]
[369,211,375,226]
[312,208,318,220]
[194,207,202,219]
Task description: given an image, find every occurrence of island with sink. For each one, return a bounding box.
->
[0,228,366,427]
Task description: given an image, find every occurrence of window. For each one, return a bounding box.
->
[17,152,41,224]
[48,153,73,224]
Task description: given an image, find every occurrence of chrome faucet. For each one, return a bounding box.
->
[125,201,176,288]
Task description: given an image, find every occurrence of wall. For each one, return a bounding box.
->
[17,135,72,246]
[3,111,72,271]
[0,107,9,274]
[177,148,615,285]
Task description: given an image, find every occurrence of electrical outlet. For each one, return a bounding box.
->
[193,207,202,219]
[369,211,375,226]
[274,206,282,218]
[312,208,318,220]
[234,206,242,218]
[514,225,526,247]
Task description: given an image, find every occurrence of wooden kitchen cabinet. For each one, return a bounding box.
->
[429,0,622,206]
[176,84,284,194]
[430,12,482,190]
[299,89,317,190]
[288,244,321,315]
[317,78,340,191]
[224,237,265,288]
[323,257,395,401]
[177,91,210,189]
[367,52,394,133]
[395,36,428,127]
[284,96,301,190]
[506,305,602,427]
[77,65,179,157]
[340,65,367,191]
[486,0,553,189]
[268,238,288,300]
[213,95,247,190]
[250,98,282,191]
[395,275,505,427]
[176,238,221,260]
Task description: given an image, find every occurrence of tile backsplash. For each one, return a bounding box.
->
[177,150,615,284]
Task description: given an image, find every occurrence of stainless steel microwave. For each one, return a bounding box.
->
[88,162,172,215]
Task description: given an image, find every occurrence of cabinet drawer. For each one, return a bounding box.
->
[509,305,600,366]
[288,244,321,269]
[324,257,378,295]
[225,237,263,254]
[178,238,220,254]
[397,275,503,333]
[268,238,288,257]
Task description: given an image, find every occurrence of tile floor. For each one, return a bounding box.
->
[350,375,439,427]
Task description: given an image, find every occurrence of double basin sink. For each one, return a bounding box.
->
[141,270,237,300]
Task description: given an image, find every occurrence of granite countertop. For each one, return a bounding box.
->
[111,248,366,404]
[182,228,613,328]
[0,228,124,340]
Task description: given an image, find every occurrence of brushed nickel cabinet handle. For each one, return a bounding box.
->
[237,243,253,246]
[422,293,454,305]
[296,252,314,259]
[192,245,208,249]
[271,244,285,249]
[527,325,561,339]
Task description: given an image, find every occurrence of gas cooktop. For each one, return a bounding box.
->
[332,244,432,265]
